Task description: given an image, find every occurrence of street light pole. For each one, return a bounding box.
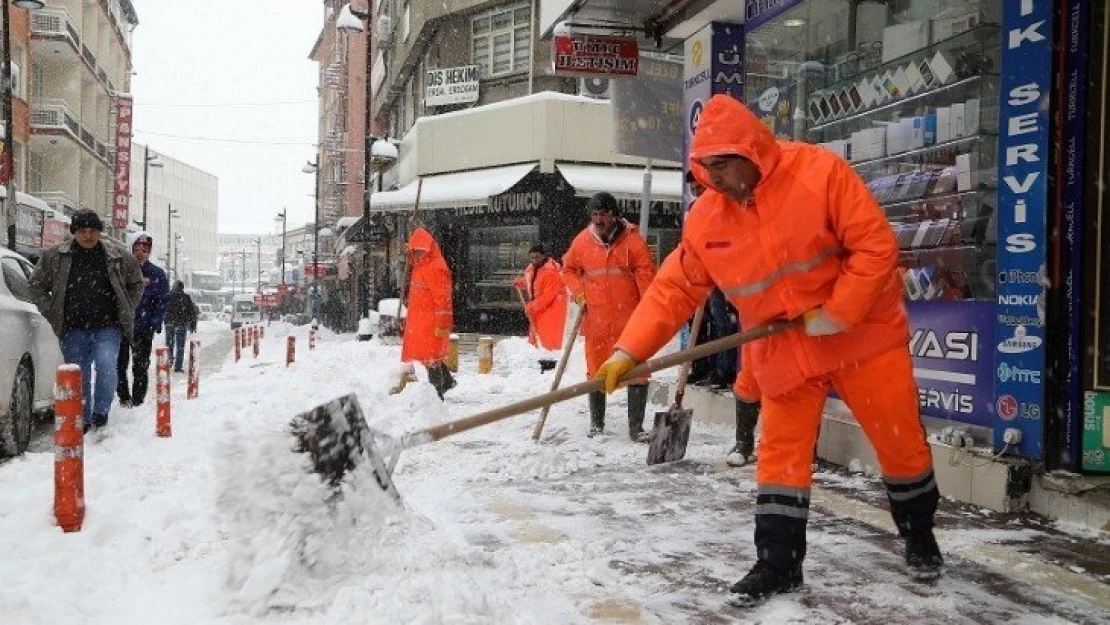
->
[140,146,162,228]
[275,208,287,288]
[302,159,320,318]
[254,237,261,292]
[165,203,177,281]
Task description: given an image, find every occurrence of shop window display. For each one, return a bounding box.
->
[744,0,1002,304]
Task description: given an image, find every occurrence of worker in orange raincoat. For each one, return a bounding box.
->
[562,192,655,441]
[514,243,568,370]
[595,94,942,606]
[401,227,455,399]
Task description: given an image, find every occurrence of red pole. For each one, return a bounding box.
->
[155,346,172,437]
[252,326,260,359]
[53,365,84,533]
[187,339,199,399]
[234,327,241,362]
[259,323,265,339]
[309,328,316,350]
[286,335,295,367]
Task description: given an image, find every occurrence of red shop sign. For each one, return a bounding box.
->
[552,33,639,77]
[112,95,134,230]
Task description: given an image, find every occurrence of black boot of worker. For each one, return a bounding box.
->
[728,400,760,467]
[428,362,457,400]
[627,384,650,443]
[587,391,605,437]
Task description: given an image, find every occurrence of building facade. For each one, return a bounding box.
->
[28,0,138,231]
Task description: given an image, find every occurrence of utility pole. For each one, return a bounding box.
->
[140,146,162,228]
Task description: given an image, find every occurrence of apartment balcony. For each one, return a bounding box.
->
[31,100,112,166]
[31,7,119,94]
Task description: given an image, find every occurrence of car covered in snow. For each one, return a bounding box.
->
[0,247,62,457]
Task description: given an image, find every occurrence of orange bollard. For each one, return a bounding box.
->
[155,346,172,437]
[53,365,85,533]
[187,339,200,399]
[309,328,316,350]
[252,327,260,359]
[234,327,241,362]
[286,335,295,367]
[259,324,265,339]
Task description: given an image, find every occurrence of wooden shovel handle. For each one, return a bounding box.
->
[674,305,706,409]
[407,318,800,448]
[531,304,587,441]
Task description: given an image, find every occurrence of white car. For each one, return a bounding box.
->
[0,248,62,457]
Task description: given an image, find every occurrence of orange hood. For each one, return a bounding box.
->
[406,227,443,266]
[688,94,781,195]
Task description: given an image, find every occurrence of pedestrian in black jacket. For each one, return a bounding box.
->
[164,281,199,372]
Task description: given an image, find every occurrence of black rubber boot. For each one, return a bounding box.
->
[627,384,650,443]
[427,362,457,400]
[728,400,760,466]
[885,470,943,581]
[587,391,605,437]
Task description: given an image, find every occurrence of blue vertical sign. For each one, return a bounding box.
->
[1059,0,1090,466]
[996,0,1053,457]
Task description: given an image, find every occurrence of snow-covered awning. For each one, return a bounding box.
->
[556,164,683,202]
[370,163,538,212]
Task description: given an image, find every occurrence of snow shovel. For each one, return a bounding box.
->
[290,320,799,502]
[647,305,706,465]
[530,304,586,442]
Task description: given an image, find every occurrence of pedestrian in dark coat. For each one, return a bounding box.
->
[117,231,169,406]
[164,280,199,372]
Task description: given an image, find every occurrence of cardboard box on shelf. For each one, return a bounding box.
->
[932,10,981,43]
[929,49,957,84]
[904,62,925,93]
[882,20,931,63]
[965,98,980,135]
[951,102,966,138]
[936,106,952,143]
[955,153,974,191]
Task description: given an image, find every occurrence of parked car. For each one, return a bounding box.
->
[197,303,215,321]
[230,293,261,329]
[0,248,62,457]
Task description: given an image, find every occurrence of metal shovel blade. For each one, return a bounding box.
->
[647,404,693,465]
[289,393,403,503]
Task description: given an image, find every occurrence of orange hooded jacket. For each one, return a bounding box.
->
[401,227,453,364]
[616,94,909,399]
[516,258,567,350]
[562,220,655,376]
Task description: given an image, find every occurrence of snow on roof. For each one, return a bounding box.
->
[371,163,537,211]
[556,164,683,201]
[413,91,607,127]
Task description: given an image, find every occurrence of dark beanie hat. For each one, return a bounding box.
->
[70,209,104,233]
[586,191,619,216]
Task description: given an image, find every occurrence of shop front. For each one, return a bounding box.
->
[369,162,683,334]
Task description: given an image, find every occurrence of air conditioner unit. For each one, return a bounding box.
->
[377,15,393,43]
[579,77,611,99]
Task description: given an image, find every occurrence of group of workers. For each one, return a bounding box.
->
[398,94,942,607]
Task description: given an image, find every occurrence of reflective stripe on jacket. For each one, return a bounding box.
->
[616,94,908,398]
[401,227,453,364]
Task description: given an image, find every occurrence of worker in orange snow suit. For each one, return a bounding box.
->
[561,191,655,441]
[595,94,942,606]
[514,243,568,371]
[401,227,455,399]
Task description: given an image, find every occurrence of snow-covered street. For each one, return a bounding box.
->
[1,324,1107,624]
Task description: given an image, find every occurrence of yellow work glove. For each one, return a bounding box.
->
[574,292,587,306]
[595,350,638,394]
[803,307,844,337]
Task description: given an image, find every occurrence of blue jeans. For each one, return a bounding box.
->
[165,325,188,371]
[60,326,122,425]
[707,289,738,383]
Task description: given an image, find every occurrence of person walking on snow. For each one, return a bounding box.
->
[514,243,567,371]
[561,192,655,441]
[163,280,199,372]
[117,231,169,406]
[401,227,456,399]
[595,94,942,606]
[28,209,144,432]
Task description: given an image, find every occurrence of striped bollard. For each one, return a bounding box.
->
[155,346,172,437]
[53,365,85,533]
[286,335,295,367]
[252,326,260,359]
[187,339,200,399]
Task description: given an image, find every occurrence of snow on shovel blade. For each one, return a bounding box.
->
[289,393,403,503]
[647,405,692,465]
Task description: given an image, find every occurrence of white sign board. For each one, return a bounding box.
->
[425,66,480,107]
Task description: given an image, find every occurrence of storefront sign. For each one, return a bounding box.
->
[682,22,743,212]
[612,55,683,162]
[425,65,479,107]
[996,0,1053,458]
[908,301,995,427]
[744,0,805,31]
[462,191,542,217]
[552,33,638,77]
[1056,0,1091,467]
[112,95,134,230]
[1082,391,1110,471]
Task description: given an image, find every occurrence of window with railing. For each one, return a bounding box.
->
[471,3,531,78]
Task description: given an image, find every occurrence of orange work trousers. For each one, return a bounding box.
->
[757,346,933,489]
